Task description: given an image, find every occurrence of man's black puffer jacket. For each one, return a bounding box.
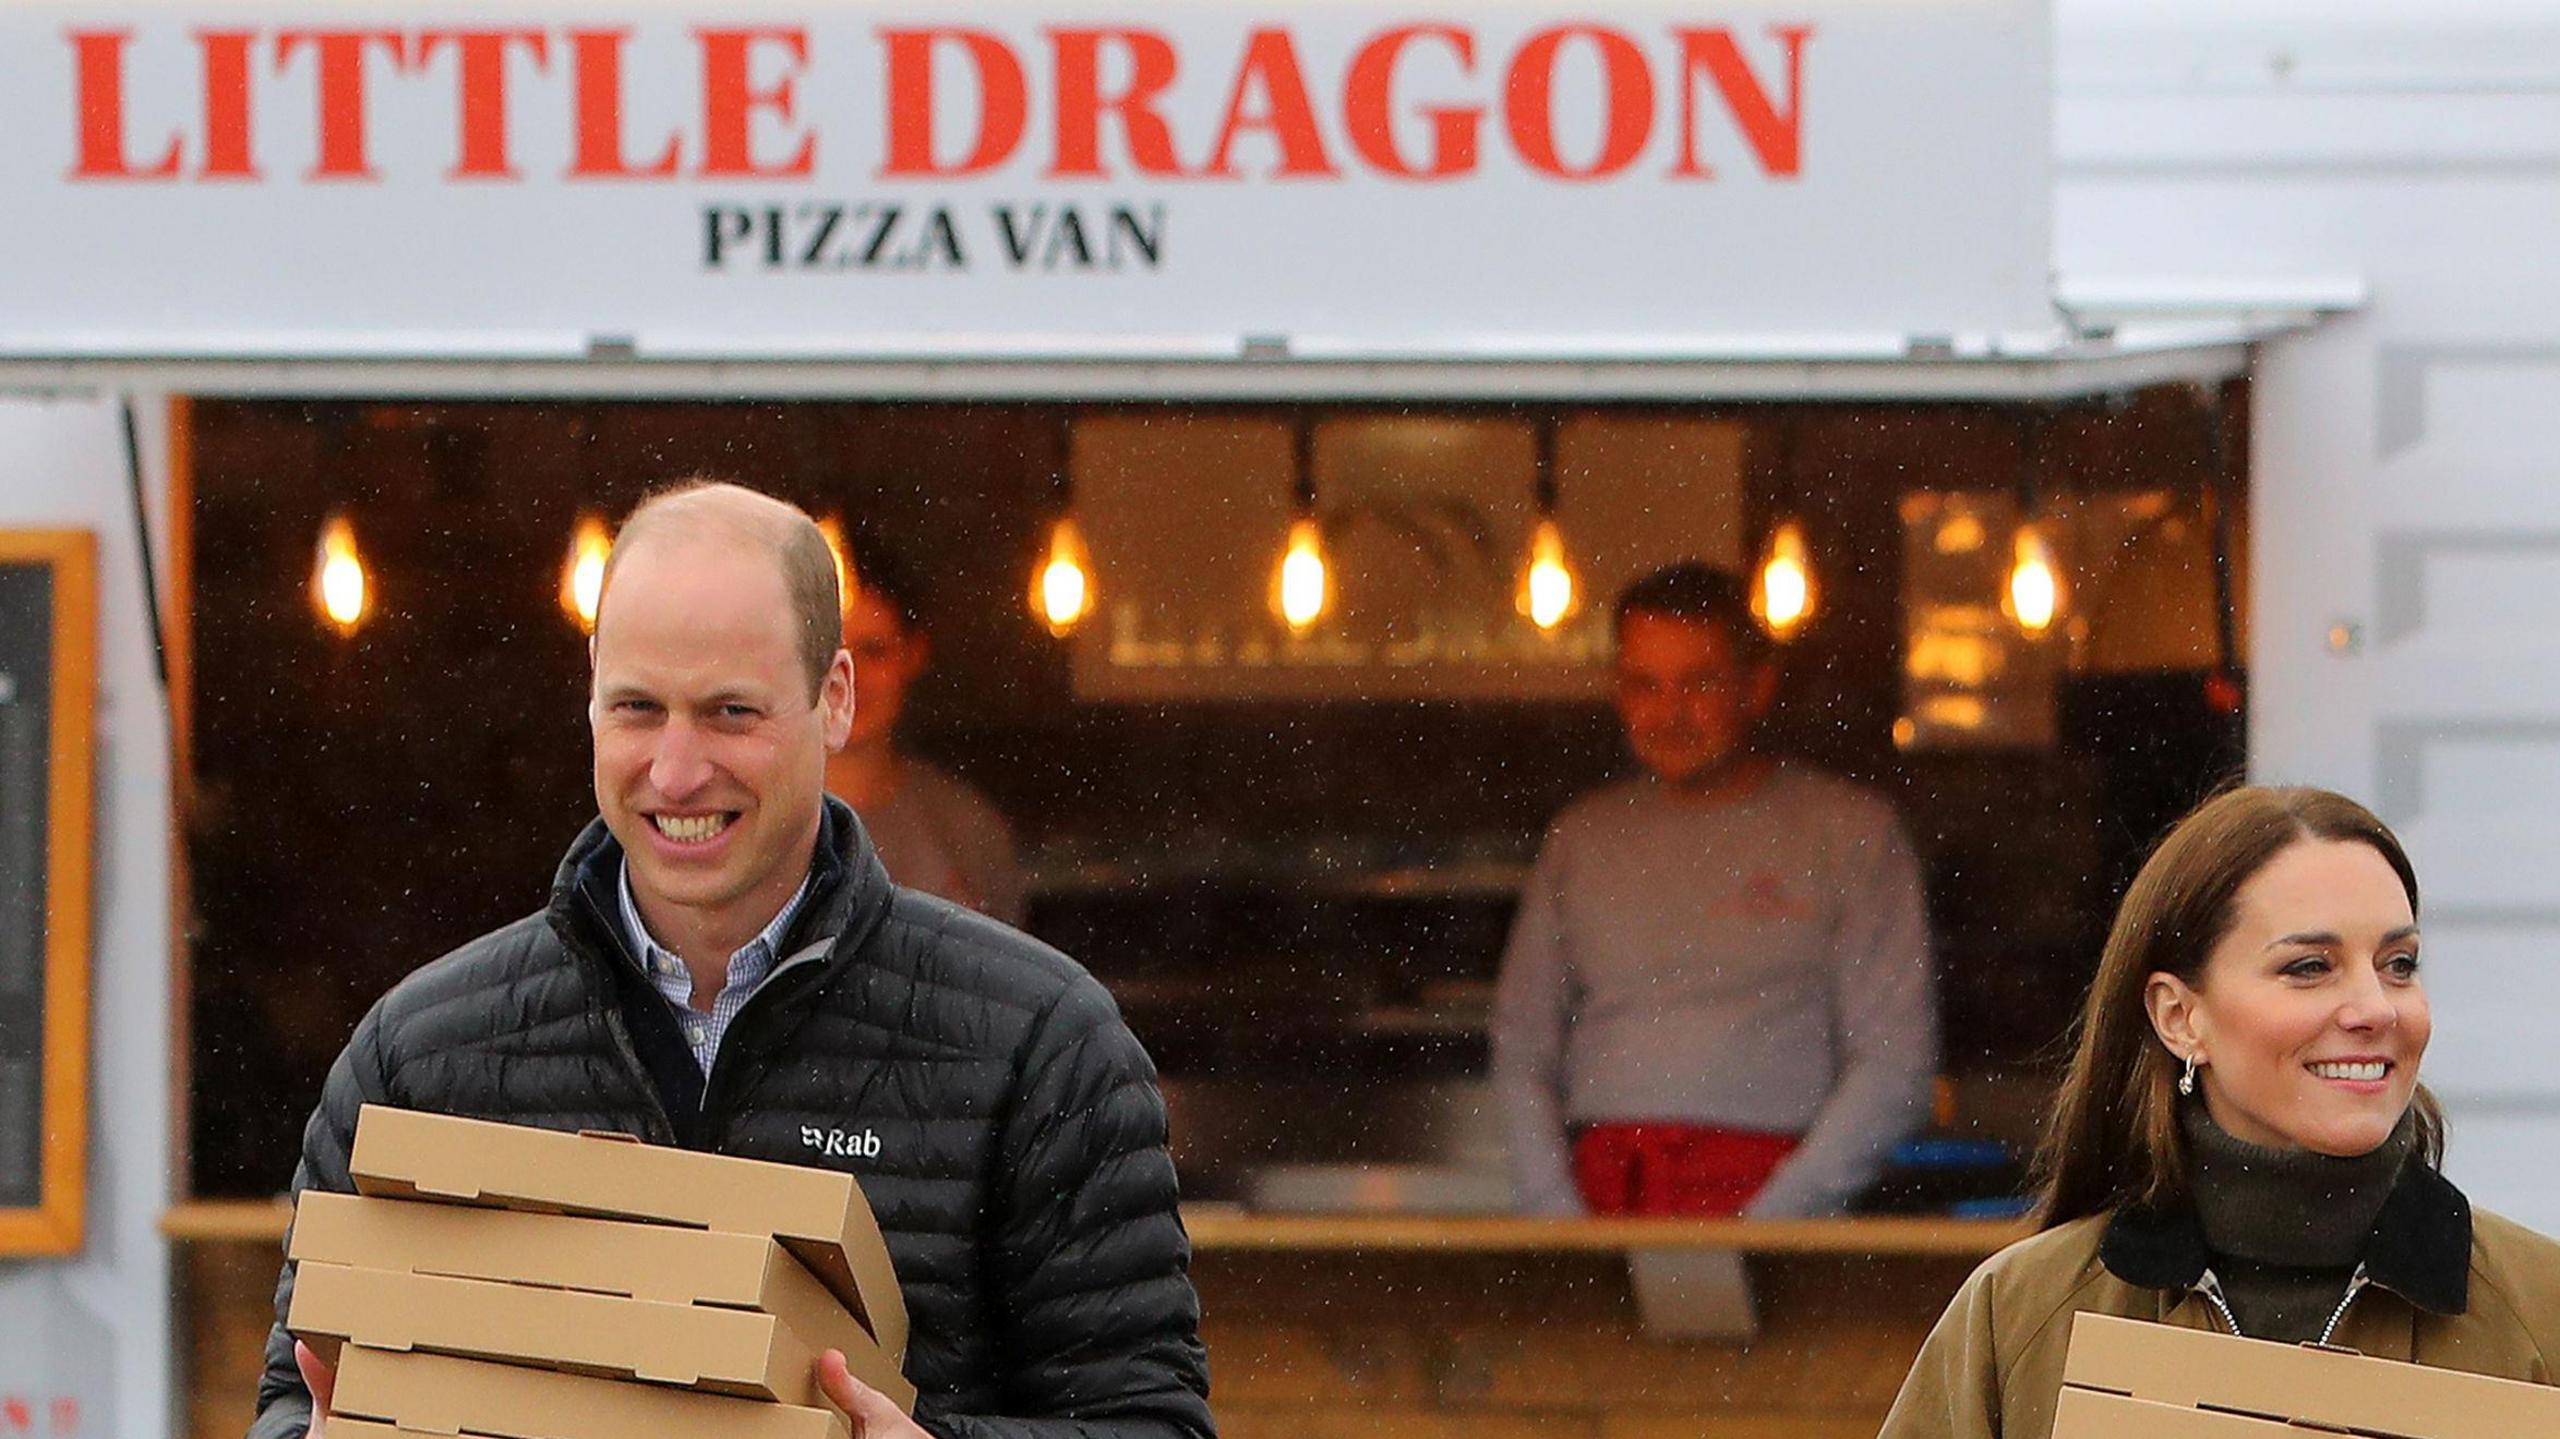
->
[250,800,1212,1439]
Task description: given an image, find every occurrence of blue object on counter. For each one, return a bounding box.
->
[1950,1195,2035,1220]
[1889,1138,2013,1169]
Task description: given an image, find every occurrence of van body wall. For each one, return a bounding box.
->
[2056,0,2560,1227]
[0,394,177,1435]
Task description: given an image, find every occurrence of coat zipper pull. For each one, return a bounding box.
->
[2316,1266,2372,1349]
[2193,1268,2243,1335]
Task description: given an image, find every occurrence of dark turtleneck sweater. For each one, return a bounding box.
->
[2181,1102,2420,1343]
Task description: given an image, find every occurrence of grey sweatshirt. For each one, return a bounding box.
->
[1491,765,1939,1218]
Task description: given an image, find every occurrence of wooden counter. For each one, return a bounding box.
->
[162,1199,292,1244]
[163,1197,2023,1256]
[173,1198,1992,1439]
[1183,1209,2023,1255]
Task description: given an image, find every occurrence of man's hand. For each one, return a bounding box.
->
[816,1350,927,1439]
[294,1341,337,1438]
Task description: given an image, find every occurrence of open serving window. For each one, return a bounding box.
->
[170,387,2249,1218]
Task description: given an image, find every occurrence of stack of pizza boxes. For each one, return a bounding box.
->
[287,1105,912,1439]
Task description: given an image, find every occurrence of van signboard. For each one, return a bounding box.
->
[0,1,2052,359]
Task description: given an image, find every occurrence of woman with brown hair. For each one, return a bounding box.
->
[1879,785,2560,1439]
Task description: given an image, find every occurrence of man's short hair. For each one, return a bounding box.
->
[601,479,843,701]
[1612,561,1774,667]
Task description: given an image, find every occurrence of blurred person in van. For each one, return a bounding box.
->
[1492,561,1938,1218]
[823,534,1024,927]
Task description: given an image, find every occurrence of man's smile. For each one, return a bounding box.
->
[649,811,735,845]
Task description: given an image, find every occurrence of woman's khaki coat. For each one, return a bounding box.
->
[1878,1164,2560,1439]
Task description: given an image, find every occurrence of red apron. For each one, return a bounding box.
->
[1572,1122,1802,1216]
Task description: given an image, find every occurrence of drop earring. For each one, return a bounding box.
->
[2179,1052,2201,1097]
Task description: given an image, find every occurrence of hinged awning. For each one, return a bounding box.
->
[0,277,2361,404]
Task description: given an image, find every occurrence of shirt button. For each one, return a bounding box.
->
[687,1025,707,1046]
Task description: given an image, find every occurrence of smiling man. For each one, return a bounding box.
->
[251,482,1212,1439]
[1492,561,1939,1221]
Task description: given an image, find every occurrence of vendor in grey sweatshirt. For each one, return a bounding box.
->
[1493,562,1939,1218]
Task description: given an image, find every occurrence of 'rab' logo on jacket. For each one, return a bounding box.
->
[802,1125,881,1160]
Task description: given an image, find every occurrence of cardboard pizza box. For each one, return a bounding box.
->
[291,1261,868,1406]
[288,1190,909,1407]
[333,1345,855,1439]
[345,1103,907,1363]
[312,1419,408,1439]
[2054,1388,2308,1437]
[2056,1311,2560,1437]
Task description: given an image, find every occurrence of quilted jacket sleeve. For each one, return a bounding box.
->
[931,978,1214,1439]
[246,1003,397,1439]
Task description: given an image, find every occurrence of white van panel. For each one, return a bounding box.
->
[2060,0,2560,1227]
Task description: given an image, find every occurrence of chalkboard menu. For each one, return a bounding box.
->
[0,531,94,1256]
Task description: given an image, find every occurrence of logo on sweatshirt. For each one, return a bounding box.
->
[801,1125,881,1160]
[1707,873,1817,923]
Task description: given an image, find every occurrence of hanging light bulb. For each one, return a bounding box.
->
[2002,411,2066,637]
[1029,419,1097,638]
[1516,516,1581,632]
[815,515,856,613]
[1514,420,1581,633]
[1752,517,1818,640]
[1030,515,1097,637]
[560,514,612,633]
[311,512,372,636]
[1749,421,1817,641]
[2005,521,2064,636]
[1272,515,1332,635]
[1270,419,1333,636]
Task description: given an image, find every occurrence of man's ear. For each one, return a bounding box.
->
[2146,972,2207,1060]
[821,648,857,751]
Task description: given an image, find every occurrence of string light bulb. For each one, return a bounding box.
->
[1030,515,1097,637]
[1030,420,1097,638]
[2005,521,2064,636]
[1514,420,1581,633]
[1517,516,1581,632]
[1270,420,1333,636]
[1752,517,1818,640]
[815,515,856,613]
[2003,411,2066,637]
[1272,515,1332,635]
[311,512,372,636]
[560,514,612,633]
